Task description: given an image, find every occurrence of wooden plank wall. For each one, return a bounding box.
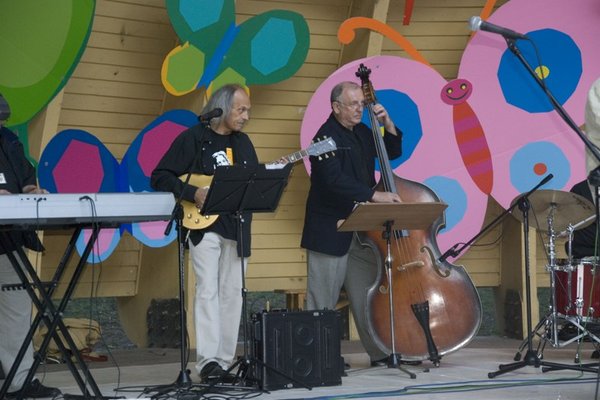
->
[27,0,571,343]
[237,0,353,291]
[36,0,176,298]
[34,0,548,306]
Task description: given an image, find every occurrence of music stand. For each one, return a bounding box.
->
[199,163,311,391]
[339,201,446,378]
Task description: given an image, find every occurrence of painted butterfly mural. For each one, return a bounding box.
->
[0,0,94,157]
[38,110,199,263]
[161,0,310,95]
[300,0,600,256]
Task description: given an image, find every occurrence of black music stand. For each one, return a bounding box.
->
[338,202,446,378]
[198,163,310,392]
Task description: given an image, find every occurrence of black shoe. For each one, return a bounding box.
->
[200,361,226,382]
[7,378,61,399]
[370,357,422,367]
[400,359,422,366]
[370,358,388,367]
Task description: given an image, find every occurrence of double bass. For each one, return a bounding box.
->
[356,64,482,365]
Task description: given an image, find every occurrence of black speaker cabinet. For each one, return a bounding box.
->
[250,309,343,390]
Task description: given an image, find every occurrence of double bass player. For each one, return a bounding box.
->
[300,80,403,366]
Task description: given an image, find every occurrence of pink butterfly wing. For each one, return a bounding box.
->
[301,55,488,255]
[459,0,600,208]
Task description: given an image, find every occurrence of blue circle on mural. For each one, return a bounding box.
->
[361,89,422,170]
[510,141,570,192]
[497,29,581,113]
[423,175,467,233]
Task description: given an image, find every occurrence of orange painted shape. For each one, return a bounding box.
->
[338,17,431,67]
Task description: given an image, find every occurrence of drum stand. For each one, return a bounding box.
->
[489,196,585,377]
[513,208,600,374]
[540,180,600,373]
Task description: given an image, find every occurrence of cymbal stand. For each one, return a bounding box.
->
[511,207,561,361]
[489,195,585,377]
[542,175,600,373]
[508,209,600,373]
[547,205,561,347]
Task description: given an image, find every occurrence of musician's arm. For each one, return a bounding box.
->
[383,125,403,160]
[22,185,47,194]
[311,145,374,203]
[372,103,397,135]
[151,128,201,203]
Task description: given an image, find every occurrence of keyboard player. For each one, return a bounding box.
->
[0,94,61,398]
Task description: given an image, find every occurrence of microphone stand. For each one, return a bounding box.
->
[439,174,553,264]
[502,37,600,163]
[144,140,202,399]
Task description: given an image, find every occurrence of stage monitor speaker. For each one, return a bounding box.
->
[251,309,343,390]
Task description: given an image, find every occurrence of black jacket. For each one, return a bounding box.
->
[301,114,402,256]
[569,180,598,258]
[0,126,44,253]
[150,123,258,257]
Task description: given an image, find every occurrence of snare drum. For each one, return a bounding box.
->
[554,257,600,320]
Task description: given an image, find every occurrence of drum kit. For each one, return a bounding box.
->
[511,189,600,364]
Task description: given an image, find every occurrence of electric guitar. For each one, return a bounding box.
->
[179,136,336,230]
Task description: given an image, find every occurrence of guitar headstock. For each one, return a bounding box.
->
[309,136,337,160]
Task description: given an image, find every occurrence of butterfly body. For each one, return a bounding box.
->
[162,0,310,94]
[39,110,199,262]
[452,101,493,195]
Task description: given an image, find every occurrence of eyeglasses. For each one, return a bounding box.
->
[335,100,365,110]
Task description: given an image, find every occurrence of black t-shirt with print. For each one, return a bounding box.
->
[200,130,237,243]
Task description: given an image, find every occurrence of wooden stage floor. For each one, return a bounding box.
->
[30,335,600,399]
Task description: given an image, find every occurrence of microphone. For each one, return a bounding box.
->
[198,108,223,123]
[468,16,529,41]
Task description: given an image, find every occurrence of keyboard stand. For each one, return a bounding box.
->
[0,225,107,399]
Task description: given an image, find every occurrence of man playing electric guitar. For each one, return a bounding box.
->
[151,84,336,383]
[151,84,258,383]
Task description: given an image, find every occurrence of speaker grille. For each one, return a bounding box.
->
[251,310,343,390]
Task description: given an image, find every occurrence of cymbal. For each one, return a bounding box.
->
[510,189,595,232]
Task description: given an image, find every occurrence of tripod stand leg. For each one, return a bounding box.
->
[488,350,541,378]
[489,196,542,379]
[542,361,599,374]
[386,353,417,379]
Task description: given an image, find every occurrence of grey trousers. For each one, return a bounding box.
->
[306,234,387,361]
[189,232,244,374]
[0,251,34,391]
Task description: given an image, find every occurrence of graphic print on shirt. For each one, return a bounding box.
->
[212,149,232,167]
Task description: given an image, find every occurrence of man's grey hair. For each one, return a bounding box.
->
[201,83,246,127]
[330,81,360,104]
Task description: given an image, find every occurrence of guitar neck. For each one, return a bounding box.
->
[281,149,309,164]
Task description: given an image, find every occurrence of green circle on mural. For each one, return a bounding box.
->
[0,0,95,126]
